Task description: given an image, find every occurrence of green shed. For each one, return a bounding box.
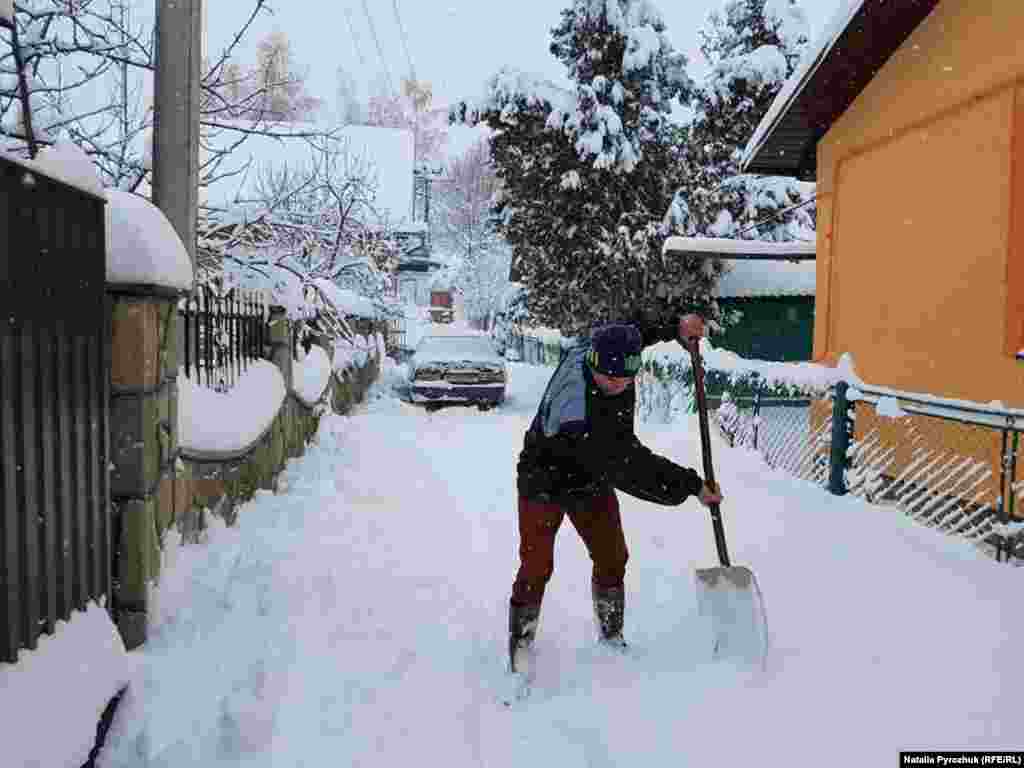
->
[662,237,816,400]
[662,237,816,364]
[713,258,815,363]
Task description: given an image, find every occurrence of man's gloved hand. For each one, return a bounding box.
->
[697,482,723,508]
[678,314,706,350]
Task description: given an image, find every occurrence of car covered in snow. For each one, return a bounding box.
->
[407,334,507,410]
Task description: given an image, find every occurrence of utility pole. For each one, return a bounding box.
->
[152,0,203,267]
[414,165,442,248]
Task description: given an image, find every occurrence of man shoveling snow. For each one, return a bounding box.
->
[508,314,723,687]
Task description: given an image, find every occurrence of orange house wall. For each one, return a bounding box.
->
[814,0,1024,408]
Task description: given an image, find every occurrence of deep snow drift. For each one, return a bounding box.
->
[93,359,1023,767]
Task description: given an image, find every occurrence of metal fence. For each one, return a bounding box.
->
[710,380,1024,564]
[836,383,1022,562]
[504,333,562,365]
[179,285,269,392]
[712,390,829,483]
[0,153,112,663]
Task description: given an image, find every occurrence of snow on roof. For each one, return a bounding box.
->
[202,122,414,227]
[106,190,194,291]
[663,237,815,298]
[313,277,380,320]
[441,123,492,163]
[664,236,815,259]
[428,268,460,291]
[0,141,104,199]
[740,0,866,171]
[715,259,816,298]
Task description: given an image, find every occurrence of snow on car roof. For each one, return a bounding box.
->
[413,335,503,364]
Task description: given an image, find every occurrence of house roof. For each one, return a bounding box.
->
[201,122,415,227]
[741,0,940,180]
[663,236,815,262]
[663,237,816,298]
[715,259,816,299]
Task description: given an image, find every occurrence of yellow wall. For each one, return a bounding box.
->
[814,0,1024,407]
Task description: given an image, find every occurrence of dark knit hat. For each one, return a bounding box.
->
[587,324,643,377]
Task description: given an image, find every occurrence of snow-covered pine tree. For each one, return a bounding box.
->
[673,0,815,241]
[454,1,719,336]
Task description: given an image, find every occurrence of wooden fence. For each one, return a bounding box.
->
[0,153,111,663]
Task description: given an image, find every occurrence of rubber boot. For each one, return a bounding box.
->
[508,601,541,673]
[592,583,627,649]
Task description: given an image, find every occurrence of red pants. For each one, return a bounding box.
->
[511,492,628,606]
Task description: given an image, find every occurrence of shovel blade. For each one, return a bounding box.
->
[695,565,768,665]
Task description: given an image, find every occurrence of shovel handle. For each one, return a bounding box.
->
[688,337,732,568]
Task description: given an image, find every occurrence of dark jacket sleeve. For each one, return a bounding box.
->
[606,432,705,505]
[545,410,704,506]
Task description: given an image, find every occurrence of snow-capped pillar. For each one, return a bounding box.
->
[109,289,193,649]
[106,190,196,650]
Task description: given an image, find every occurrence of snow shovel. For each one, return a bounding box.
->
[688,337,769,665]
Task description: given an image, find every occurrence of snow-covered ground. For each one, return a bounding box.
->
[91,357,1023,767]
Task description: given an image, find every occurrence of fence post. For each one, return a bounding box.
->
[828,381,854,496]
[1007,428,1018,517]
[995,426,1020,562]
[752,378,763,451]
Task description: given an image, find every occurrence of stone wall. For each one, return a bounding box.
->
[108,293,385,649]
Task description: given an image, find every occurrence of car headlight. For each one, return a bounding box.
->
[414,366,444,381]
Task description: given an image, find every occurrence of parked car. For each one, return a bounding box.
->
[407,334,507,410]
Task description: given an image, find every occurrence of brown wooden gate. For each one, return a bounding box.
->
[0,154,111,663]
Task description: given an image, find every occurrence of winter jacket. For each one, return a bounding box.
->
[516,317,704,506]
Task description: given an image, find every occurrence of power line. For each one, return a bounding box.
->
[360,0,396,98]
[391,0,416,84]
[343,8,369,71]
[733,192,818,240]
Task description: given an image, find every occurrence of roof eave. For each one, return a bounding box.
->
[741,0,940,180]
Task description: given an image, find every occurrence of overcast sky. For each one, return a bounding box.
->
[204,0,845,113]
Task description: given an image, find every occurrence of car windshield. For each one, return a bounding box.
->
[414,336,500,364]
